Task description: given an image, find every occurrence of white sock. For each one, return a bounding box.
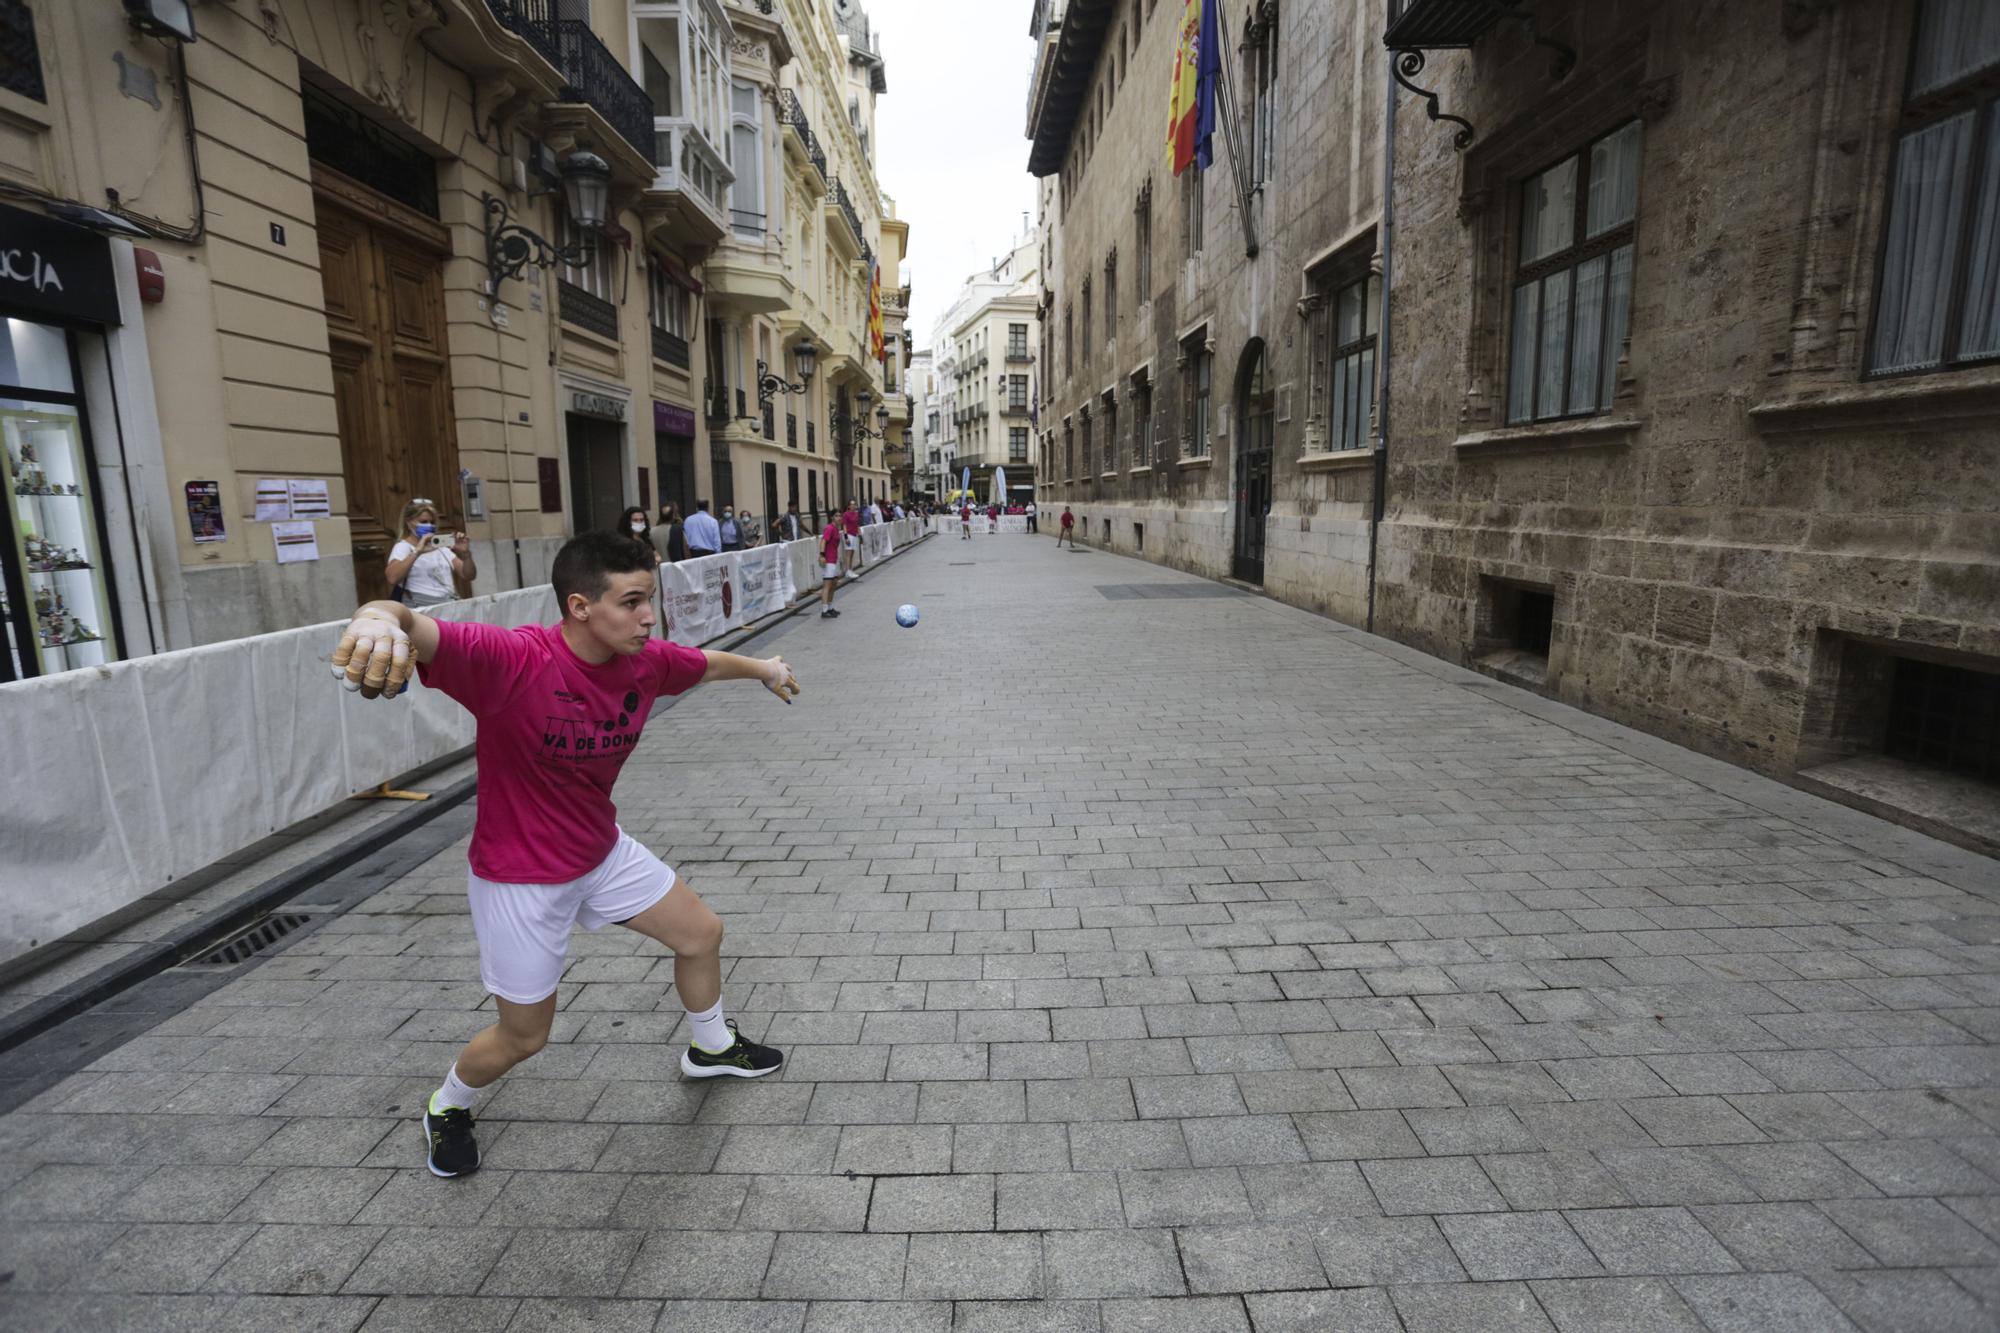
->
[430,1064,484,1114]
[687,1000,732,1053]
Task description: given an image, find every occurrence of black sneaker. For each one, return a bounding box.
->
[680,1020,784,1079]
[821,607,840,618]
[422,1102,480,1177]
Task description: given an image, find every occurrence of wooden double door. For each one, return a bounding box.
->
[313,167,461,603]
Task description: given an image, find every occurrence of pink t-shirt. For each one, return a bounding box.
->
[821,523,842,565]
[417,619,708,883]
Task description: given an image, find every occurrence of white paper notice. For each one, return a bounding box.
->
[255,479,290,521]
[287,478,331,519]
[272,520,319,564]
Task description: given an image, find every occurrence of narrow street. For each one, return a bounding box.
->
[3,535,1996,1332]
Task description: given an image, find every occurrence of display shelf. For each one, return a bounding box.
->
[27,562,91,574]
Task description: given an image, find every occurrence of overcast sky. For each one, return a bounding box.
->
[867,0,1040,350]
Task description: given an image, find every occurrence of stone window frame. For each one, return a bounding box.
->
[1130,363,1155,472]
[1864,0,2000,379]
[1243,0,1280,189]
[1753,1,2000,430]
[1176,321,1215,461]
[1101,385,1120,476]
[1135,177,1154,303]
[1454,33,1663,443]
[1298,226,1380,455]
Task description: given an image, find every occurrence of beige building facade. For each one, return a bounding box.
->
[0,0,900,682]
[1029,0,1999,848]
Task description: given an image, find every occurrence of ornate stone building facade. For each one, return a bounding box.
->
[1029,0,1999,848]
[0,0,902,678]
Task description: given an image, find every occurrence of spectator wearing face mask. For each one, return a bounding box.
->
[617,508,660,568]
[719,508,744,552]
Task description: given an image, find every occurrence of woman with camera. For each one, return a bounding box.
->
[386,498,475,607]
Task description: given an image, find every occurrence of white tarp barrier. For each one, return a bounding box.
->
[931,514,1025,535]
[0,521,923,965]
[860,523,894,565]
[0,583,553,965]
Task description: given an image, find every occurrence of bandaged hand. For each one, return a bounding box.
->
[763,655,800,702]
[331,608,413,699]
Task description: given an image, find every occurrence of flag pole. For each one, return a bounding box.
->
[1209,0,1260,259]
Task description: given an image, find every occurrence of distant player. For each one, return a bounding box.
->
[329,531,798,1178]
[959,503,972,540]
[1057,504,1076,548]
[819,511,844,618]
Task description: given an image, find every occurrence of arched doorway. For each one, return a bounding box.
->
[1232,339,1274,584]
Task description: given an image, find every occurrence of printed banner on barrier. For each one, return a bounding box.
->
[663,554,730,645]
[861,524,893,565]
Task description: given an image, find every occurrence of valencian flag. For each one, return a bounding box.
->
[1166,0,1220,176]
[868,262,885,361]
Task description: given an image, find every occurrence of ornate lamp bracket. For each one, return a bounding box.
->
[757,358,807,408]
[482,193,593,294]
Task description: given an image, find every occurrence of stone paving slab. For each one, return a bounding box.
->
[2,536,1998,1330]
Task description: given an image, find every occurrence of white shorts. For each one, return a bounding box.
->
[823,562,840,579]
[844,534,859,551]
[467,830,676,1003]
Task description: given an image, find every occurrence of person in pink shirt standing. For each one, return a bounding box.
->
[329,530,800,1179]
[818,513,844,619]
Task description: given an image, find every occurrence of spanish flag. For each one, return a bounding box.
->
[868,262,884,361]
[1166,0,1220,177]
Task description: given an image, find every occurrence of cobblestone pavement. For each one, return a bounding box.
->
[4,535,1999,1332]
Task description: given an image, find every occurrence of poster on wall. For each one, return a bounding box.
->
[254,479,289,521]
[286,479,331,519]
[272,520,319,564]
[185,480,226,543]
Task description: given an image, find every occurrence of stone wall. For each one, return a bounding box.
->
[1035,0,1388,622]
[1380,0,2000,779]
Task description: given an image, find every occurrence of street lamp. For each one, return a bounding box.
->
[481,151,613,293]
[832,394,890,441]
[757,341,818,406]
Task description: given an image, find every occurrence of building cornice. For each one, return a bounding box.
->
[1026,0,1116,178]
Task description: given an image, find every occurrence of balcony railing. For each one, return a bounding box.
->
[559,279,618,340]
[1006,346,1033,362]
[652,325,690,368]
[731,209,767,238]
[829,175,867,252]
[778,89,828,182]
[651,117,732,236]
[551,19,656,164]
[485,0,561,67]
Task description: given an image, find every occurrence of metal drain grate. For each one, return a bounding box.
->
[185,913,313,968]
[949,562,977,566]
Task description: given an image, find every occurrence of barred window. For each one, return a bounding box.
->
[1506,121,1639,423]
[1009,427,1028,462]
[1310,269,1379,450]
[1134,379,1154,468]
[1869,0,2000,374]
[559,208,618,304]
[1182,333,1211,457]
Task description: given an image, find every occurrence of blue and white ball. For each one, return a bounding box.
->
[895,604,920,629]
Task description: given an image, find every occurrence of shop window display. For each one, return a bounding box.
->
[0,318,115,679]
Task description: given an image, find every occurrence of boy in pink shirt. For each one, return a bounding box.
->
[819,515,844,618]
[331,531,800,1178]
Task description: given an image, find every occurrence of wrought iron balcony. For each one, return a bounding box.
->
[829,175,867,253]
[485,0,562,67]
[551,19,657,164]
[560,279,618,340]
[778,90,829,183]
[652,325,690,368]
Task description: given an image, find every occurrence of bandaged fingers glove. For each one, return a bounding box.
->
[331,611,413,699]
